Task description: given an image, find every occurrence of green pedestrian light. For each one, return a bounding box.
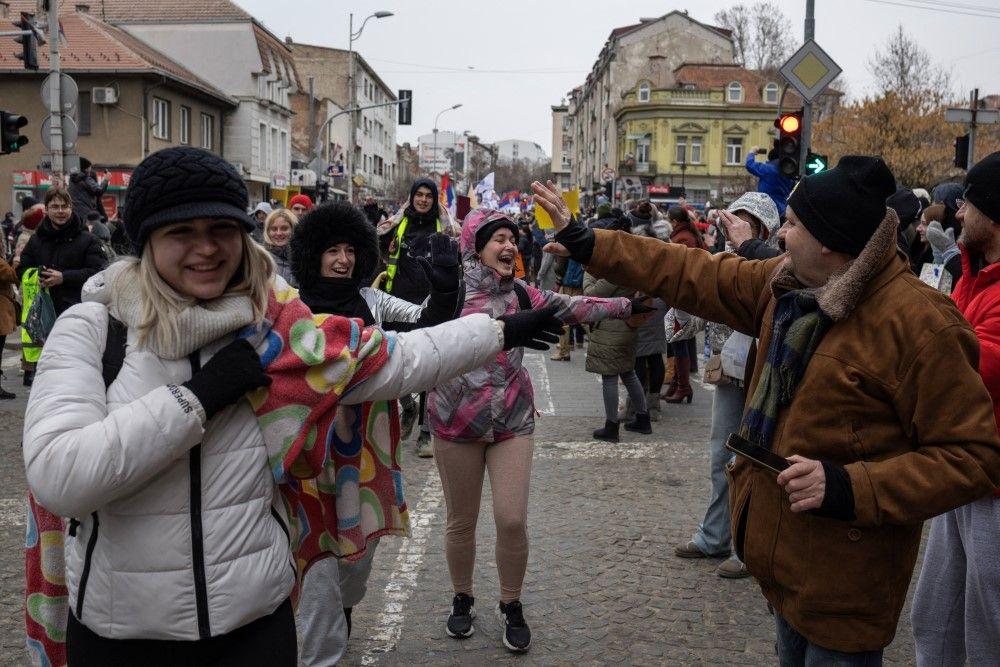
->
[805,153,828,175]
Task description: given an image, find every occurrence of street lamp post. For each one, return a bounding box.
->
[431,103,462,176]
[347,10,392,204]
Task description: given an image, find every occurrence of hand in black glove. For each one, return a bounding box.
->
[417,233,462,292]
[496,304,563,351]
[552,215,596,264]
[183,339,271,420]
[628,298,656,316]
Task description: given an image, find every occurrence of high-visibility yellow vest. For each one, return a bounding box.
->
[20,268,42,363]
[384,216,442,293]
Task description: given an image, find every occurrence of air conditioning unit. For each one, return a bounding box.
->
[92,87,118,105]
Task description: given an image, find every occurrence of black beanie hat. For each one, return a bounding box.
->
[886,186,921,228]
[474,216,519,254]
[123,146,254,252]
[290,202,379,287]
[964,151,1000,224]
[786,155,896,256]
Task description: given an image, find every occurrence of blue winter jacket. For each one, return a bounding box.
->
[563,259,584,288]
[745,153,793,216]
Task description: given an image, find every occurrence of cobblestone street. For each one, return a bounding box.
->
[0,346,922,665]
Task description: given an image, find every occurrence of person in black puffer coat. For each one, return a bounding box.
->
[18,186,107,316]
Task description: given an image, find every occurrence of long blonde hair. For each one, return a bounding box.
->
[116,231,275,350]
[264,208,298,246]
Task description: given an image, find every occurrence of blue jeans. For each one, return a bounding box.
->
[775,614,883,666]
[692,382,745,555]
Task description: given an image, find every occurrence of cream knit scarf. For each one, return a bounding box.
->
[83,261,256,360]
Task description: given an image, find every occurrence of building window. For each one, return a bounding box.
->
[270,127,279,172]
[726,137,744,165]
[675,136,687,163]
[200,113,214,150]
[727,82,743,103]
[636,139,650,164]
[76,91,91,136]
[152,97,170,140]
[638,82,650,103]
[690,136,703,163]
[260,123,269,169]
[764,82,779,104]
[179,107,190,145]
[279,130,288,171]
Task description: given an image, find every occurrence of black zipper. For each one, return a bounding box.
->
[270,506,290,544]
[188,352,211,639]
[75,512,99,619]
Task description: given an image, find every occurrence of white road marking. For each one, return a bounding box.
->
[523,352,555,416]
[0,497,25,528]
[360,471,444,665]
[533,440,687,460]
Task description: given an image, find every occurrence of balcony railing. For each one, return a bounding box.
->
[619,161,656,175]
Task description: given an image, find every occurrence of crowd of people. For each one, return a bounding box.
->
[13,141,1000,667]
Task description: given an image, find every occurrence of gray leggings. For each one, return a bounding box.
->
[601,371,647,421]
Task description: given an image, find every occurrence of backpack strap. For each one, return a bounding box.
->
[102,315,127,389]
[512,282,531,312]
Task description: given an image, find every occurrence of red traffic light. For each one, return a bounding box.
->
[778,114,801,134]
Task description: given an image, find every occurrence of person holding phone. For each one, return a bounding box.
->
[535,156,1000,664]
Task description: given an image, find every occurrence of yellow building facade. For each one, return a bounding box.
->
[613,63,831,207]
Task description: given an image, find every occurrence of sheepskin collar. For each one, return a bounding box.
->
[769,209,900,322]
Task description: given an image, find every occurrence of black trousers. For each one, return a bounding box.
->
[67,599,296,667]
[635,353,666,394]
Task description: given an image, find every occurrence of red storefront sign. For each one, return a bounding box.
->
[12,169,132,190]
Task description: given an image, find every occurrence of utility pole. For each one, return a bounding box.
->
[799,0,815,178]
[347,13,355,203]
[969,88,979,169]
[307,76,316,165]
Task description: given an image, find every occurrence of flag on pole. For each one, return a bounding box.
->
[467,182,478,209]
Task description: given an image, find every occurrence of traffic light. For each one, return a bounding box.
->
[316,180,330,202]
[954,134,970,170]
[13,13,39,71]
[805,152,829,175]
[397,89,412,126]
[774,110,803,179]
[1,111,29,154]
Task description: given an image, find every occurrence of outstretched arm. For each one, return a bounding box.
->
[530,180,778,336]
[524,280,630,325]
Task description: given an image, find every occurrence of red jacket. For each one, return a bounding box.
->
[953,247,1000,496]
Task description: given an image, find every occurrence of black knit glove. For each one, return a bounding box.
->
[496,305,563,351]
[628,298,656,316]
[183,339,271,420]
[417,233,462,292]
[554,216,596,264]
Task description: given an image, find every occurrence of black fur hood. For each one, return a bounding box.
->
[290,202,379,288]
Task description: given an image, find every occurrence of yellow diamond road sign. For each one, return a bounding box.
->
[779,40,842,103]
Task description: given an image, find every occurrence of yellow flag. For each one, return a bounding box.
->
[535,188,580,229]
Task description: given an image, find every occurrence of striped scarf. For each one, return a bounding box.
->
[740,290,832,448]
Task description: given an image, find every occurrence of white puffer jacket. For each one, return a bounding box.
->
[23,286,502,640]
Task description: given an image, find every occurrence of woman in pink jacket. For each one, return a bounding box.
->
[428,208,647,653]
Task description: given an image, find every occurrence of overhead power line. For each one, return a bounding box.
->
[861,0,1000,19]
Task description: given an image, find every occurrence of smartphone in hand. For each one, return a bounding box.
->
[726,433,790,474]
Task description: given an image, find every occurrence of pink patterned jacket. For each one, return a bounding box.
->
[428,209,631,443]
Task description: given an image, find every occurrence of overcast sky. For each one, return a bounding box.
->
[239,0,1000,155]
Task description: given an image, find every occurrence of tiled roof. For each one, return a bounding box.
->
[5,0,252,21]
[672,63,841,106]
[254,24,299,87]
[0,11,235,105]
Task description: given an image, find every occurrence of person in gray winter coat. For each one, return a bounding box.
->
[584,271,650,441]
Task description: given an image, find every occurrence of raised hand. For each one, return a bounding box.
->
[530,180,572,233]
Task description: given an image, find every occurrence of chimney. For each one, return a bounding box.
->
[285,36,293,45]
[75,3,91,12]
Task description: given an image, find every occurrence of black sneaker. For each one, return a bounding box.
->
[496,600,531,653]
[446,593,475,638]
[0,388,14,400]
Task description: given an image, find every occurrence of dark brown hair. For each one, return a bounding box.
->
[44,186,72,207]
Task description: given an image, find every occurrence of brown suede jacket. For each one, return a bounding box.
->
[584,212,1000,652]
